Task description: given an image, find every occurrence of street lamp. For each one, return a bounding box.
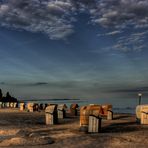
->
[138,93,142,105]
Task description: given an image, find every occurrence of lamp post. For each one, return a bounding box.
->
[138,93,142,105]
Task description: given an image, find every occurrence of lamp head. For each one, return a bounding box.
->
[138,93,142,97]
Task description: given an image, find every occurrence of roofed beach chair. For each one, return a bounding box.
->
[45,105,58,125]
[20,103,25,111]
[80,104,102,133]
[70,103,79,116]
[101,104,113,120]
[136,105,148,124]
[57,104,67,119]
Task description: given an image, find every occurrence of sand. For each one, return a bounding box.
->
[0,108,148,148]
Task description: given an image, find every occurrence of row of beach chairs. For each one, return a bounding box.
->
[44,103,148,133]
[45,104,113,132]
[20,103,44,111]
[19,102,113,133]
[45,104,114,133]
[0,102,18,108]
[80,104,148,132]
[3,101,147,133]
[19,102,79,114]
[19,103,79,125]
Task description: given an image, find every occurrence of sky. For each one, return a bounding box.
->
[0,0,148,100]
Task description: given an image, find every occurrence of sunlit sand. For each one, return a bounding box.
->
[0,108,147,148]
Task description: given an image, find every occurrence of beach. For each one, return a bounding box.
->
[0,108,148,148]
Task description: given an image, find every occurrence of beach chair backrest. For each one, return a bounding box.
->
[70,104,79,109]
[80,104,102,126]
[45,105,57,114]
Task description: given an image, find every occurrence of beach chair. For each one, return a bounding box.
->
[80,104,102,133]
[10,102,14,108]
[136,105,148,124]
[39,103,44,110]
[33,103,39,111]
[6,102,10,108]
[2,102,6,108]
[20,103,25,111]
[141,111,148,124]
[101,104,113,120]
[0,102,2,108]
[13,102,18,108]
[70,104,79,116]
[27,103,34,112]
[45,105,58,125]
[57,104,67,119]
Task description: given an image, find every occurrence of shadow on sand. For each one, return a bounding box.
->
[101,121,141,133]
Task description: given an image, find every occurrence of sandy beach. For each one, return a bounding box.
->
[0,108,147,148]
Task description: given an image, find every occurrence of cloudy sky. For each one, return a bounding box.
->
[0,0,148,100]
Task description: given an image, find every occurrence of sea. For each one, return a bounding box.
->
[20,97,148,114]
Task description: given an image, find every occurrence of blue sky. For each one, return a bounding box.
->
[0,0,148,100]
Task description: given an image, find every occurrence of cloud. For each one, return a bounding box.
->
[90,0,148,29]
[109,86,148,93]
[113,31,148,52]
[33,82,49,86]
[0,0,148,41]
[0,81,49,86]
[98,30,122,37]
[0,0,75,40]
[0,82,5,85]
[87,0,148,52]
[96,30,148,52]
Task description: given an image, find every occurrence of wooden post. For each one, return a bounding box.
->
[107,110,113,120]
[141,111,148,124]
[88,115,102,133]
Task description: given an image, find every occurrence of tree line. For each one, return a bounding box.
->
[0,89,18,102]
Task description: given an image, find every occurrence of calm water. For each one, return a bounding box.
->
[21,97,148,114]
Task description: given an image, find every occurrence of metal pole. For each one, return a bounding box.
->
[139,95,141,105]
[138,93,142,105]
